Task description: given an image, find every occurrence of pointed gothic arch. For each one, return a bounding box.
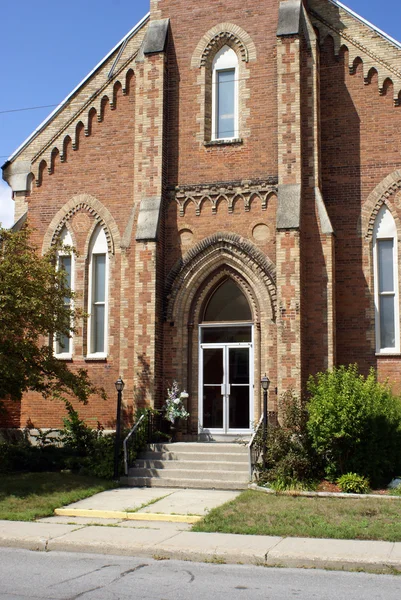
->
[164,233,276,433]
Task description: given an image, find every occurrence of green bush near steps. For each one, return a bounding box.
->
[307,364,401,487]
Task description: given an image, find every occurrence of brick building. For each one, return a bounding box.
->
[2,0,401,438]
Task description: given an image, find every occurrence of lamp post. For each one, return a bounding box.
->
[261,374,270,448]
[114,376,125,481]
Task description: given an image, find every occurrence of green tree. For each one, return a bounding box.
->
[307,364,401,486]
[0,225,104,406]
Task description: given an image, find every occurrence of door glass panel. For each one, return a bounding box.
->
[229,348,249,384]
[203,348,223,384]
[202,326,251,344]
[229,347,250,429]
[229,386,250,430]
[203,348,223,429]
[203,387,224,429]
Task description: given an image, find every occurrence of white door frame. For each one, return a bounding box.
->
[198,324,254,435]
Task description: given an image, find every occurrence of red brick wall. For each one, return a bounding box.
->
[160,0,279,185]
[320,37,401,377]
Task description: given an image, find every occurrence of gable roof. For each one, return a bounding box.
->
[3,12,149,168]
[329,0,401,49]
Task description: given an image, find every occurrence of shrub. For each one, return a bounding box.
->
[0,440,69,474]
[257,390,320,489]
[337,473,370,494]
[307,364,401,486]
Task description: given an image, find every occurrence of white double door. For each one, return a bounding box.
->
[199,343,253,434]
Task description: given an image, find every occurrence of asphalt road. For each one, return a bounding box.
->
[1,548,401,600]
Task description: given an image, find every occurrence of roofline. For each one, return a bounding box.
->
[328,0,401,50]
[4,12,150,166]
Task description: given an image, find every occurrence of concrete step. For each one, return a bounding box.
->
[140,451,249,463]
[122,476,249,490]
[149,442,248,455]
[128,467,249,482]
[135,459,249,472]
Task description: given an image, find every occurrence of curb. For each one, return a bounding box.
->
[248,483,401,500]
[54,508,201,524]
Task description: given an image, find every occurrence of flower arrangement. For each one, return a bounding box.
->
[164,381,190,424]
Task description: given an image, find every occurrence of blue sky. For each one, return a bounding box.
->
[1,0,400,227]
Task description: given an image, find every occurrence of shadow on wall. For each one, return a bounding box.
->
[319,35,370,371]
[134,353,152,411]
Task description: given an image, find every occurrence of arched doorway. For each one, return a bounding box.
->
[199,278,254,435]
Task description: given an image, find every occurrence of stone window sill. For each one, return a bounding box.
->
[85,354,108,362]
[204,138,243,147]
[375,352,401,357]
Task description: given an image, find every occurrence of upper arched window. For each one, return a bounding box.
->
[212,46,238,141]
[373,206,399,353]
[87,226,108,357]
[204,279,252,322]
[55,227,74,358]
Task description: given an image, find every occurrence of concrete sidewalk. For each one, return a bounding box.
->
[1,487,401,573]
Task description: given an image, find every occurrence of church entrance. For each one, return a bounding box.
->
[198,279,254,435]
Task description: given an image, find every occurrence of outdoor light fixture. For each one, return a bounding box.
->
[115,377,125,393]
[261,374,270,391]
[261,374,270,461]
[113,376,125,480]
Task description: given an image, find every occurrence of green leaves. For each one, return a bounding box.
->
[0,226,104,405]
[307,364,401,486]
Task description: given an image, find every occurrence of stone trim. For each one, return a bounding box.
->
[165,232,277,322]
[169,179,277,217]
[277,0,302,37]
[191,23,257,69]
[42,193,121,255]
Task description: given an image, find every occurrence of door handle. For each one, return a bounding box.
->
[227,384,231,395]
[221,384,225,395]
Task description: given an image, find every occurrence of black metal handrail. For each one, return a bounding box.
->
[123,414,146,475]
[248,411,278,479]
[123,409,172,475]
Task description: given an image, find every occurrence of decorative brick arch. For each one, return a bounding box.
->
[191,23,257,68]
[165,232,276,323]
[360,171,401,353]
[362,170,401,240]
[42,193,121,254]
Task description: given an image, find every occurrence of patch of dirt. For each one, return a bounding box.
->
[316,480,390,495]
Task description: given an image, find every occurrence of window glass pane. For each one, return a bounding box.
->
[378,240,394,292]
[94,305,105,353]
[202,326,252,344]
[217,70,235,138]
[380,295,395,349]
[204,279,252,322]
[60,256,72,305]
[57,333,70,354]
[94,255,106,302]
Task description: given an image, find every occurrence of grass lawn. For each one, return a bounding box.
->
[0,472,117,521]
[192,490,401,542]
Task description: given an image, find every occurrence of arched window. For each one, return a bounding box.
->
[373,206,399,353]
[204,278,252,322]
[88,226,108,357]
[201,279,252,344]
[212,46,238,141]
[55,227,74,357]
